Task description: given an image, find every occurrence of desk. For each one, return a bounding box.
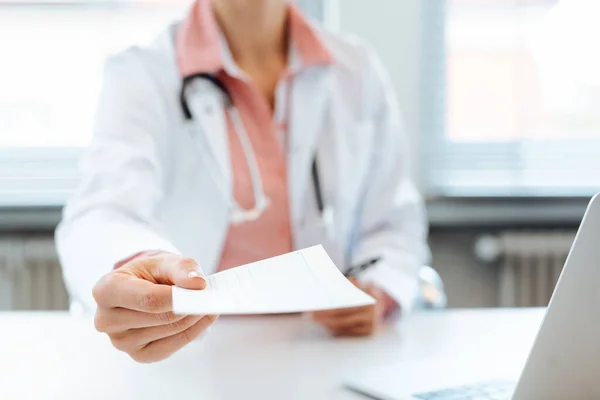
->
[0,309,544,400]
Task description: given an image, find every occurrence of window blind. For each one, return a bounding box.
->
[0,1,188,207]
[421,0,600,197]
[0,0,328,207]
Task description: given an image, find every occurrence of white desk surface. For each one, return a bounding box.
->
[0,309,544,400]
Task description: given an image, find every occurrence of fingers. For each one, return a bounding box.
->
[92,252,215,363]
[109,315,204,353]
[131,315,219,363]
[317,308,372,328]
[312,305,368,321]
[312,304,381,338]
[130,253,207,290]
[311,280,390,338]
[311,280,379,322]
[318,308,372,330]
[92,253,207,314]
[94,307,187,333]
[332,322,376,337]
[93,272,174,313]
[326,312,379,337]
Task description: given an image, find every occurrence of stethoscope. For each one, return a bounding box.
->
[180,73,333,236]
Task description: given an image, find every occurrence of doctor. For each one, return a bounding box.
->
[56,0,429,363]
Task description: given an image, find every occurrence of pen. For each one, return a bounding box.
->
[344,257,380,278]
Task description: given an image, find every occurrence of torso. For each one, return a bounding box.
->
[139,22,381,275]
[215,66,294,271]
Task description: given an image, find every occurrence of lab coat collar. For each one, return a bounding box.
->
[176,0,222,76]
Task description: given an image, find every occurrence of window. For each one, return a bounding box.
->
[0,0,189,206]
[0,0,328,207]
[422,0,600,197]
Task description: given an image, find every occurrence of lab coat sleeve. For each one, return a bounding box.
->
[55,54,181,312]
[351,46,431,313]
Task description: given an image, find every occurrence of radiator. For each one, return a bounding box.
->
[0,235,69,310]
[475,231,575,307]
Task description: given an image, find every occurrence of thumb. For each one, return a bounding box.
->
[161,254,207,289]
[130,253,207,290]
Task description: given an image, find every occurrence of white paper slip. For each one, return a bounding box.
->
[172,245,375,315]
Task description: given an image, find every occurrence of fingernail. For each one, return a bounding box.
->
[187,270,205,279]
[188,269,205,279]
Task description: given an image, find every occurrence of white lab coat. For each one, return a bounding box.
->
[55,24,430,313]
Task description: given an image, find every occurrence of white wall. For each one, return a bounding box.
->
[338,0,423,180]
[339,3,499,308]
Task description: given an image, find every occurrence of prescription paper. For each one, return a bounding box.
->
[172,245,375,315]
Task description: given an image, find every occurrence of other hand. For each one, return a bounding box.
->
[92,252,218,363]
[311,278,386,337]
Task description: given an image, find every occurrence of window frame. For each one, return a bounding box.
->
[0,0,189,207]
[420,0,600,198]
[0,0,331,208]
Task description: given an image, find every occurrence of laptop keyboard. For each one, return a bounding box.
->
[412,380,515,400]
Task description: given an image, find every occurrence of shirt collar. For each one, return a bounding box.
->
[176,0,334,78]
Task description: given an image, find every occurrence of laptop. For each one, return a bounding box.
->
[344,193,600,400]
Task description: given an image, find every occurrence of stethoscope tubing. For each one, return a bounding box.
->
[180,73,326,216]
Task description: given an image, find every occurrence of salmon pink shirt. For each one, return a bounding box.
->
[176,0,332,271]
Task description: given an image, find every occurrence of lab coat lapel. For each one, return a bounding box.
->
[288,68,332,224]
[186,80,232,197]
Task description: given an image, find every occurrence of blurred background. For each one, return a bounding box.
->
[1,0,599,311]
